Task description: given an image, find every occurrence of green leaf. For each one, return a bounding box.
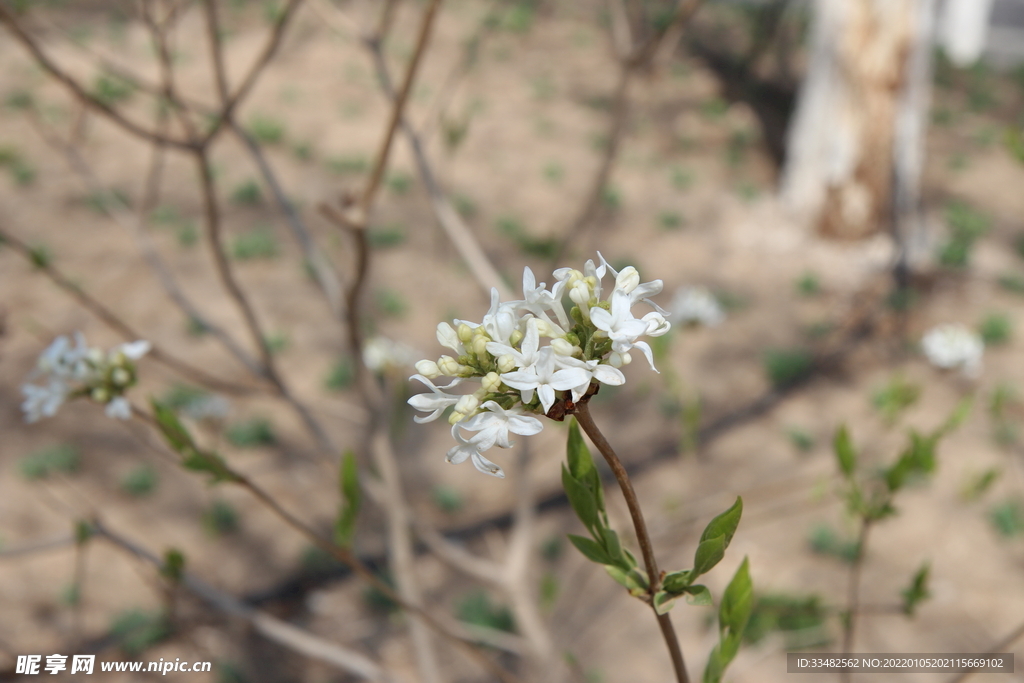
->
[653,590,678,615]
[181,449,236,484]
[562,465,600,532]
[566,419,593,480]
[833,425,857,478]
[901,562,930,616]
[605,565,647,593]
[160,549,186,582]
[599,526,627,568]
[699,497,743,549]
[692,534,727,577]
[151,398,195,454]
[567,534,612,565]
[334,451,361,549]
[938,396,973,436]
[719,557,754,642]
[684,584,712,606]
[74,520,93,545]
[662,569,693,593]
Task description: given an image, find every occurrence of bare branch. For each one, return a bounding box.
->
[0,4,194,150]
[0,226,258,396]
[95,522,409,683]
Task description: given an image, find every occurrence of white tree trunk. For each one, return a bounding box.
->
[781,0,936,241]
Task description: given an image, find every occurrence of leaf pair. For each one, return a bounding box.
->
[562,420,638,579]
[656,497,743,615]
[151,399,237,484]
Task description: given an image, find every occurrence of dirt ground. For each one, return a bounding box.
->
[1,1,1024,682]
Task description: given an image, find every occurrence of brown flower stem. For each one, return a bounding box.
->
[574,400,690,683]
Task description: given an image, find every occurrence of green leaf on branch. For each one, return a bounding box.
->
[605,565,648,594]
[562,464,601,532]
[653,590,678,615]
[692,534,727,577]
[684,584,712,605]
[334,450,361,549]
[704,557,754,683]
[699,497,743,549]
[833,425,857,478]
[663,569,693,593]
[151,398,236,484]
[901,562,930,616]
[566,418,606,517]
[567,534,612,564]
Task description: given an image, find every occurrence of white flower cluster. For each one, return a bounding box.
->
[21,333,151,423]
[921,324,983,377]
[408,254,670,478]
[362,336,420,373]
[670,286,725,327]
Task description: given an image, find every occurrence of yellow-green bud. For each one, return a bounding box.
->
[87,348,104,365]
[473,386,489,400]
[111,367,131,387]
[615,266,639,293]
[550,338,576,356]
[509,329,524,346]
[415,359,441,378]
[454,394,479,415]
[457,323,474,343]
[438,355,461,376]
[449,410,465,425]
[472,335,489,358]
[482,372,502,393]
[91,387,110,403]
[497,354,517,373]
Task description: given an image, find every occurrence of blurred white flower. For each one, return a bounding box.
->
[921,324,983,377]
[21,332,150,423]
[363,336,419,372]
[670,286,725,327]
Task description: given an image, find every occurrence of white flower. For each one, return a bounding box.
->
[670,287,725,327]
[21,378,70,423]
[446,425,506,478]
[458,288,521,345]
[598,252,666,311]
[590,289,659,371]
[500,347,590,414]
[436,322,466,356]
[921,324,983,377]
[104,397,133,420]
[363,336,418,372]
[407,374,463,423]
[456,401,544,450]
[519,267,570,330]
[113,340,152,361]
[486,317,542,372]
[555,356,626,401]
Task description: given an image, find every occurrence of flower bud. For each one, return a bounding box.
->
[565,332,581,347]
[550,338,576,356]
[564,269,583,288]
[457,323,474,343]
[482,372,502,393]
[509,329,524,346]
[620,352,632,365]
[609,352,623,368]
[87,348,104,365]
[497,354,517,373]
[584,275,599,291]
[438,355,461,376]
[109,350,129,368]
[472,335,489,358]
[415,359,441,378]
[91,387,110,403]
[454,394,479,415]
[615,266,640,293]
[449,410,465,425]
[473,386,489,400]
[111,367,131,387]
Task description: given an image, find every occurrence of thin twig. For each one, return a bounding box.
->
[574,400,690,683]
[0,226,256,395]
[841,518,873,683]
[201,0,304,146]
[946,621,1024,683]
[0,5,194,150]
[94,522,409,683]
